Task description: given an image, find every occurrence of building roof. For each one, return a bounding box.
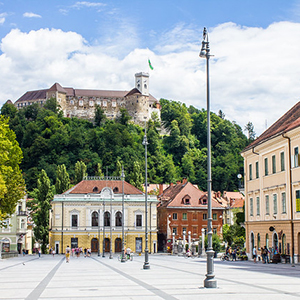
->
[15,83,159,103]
[243,101,300,152]
[223,191,244,201]
[63,179,143,195]
[231,198,245,209]
[158,181,224,209]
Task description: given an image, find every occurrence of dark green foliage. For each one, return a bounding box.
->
[1,97,249,193]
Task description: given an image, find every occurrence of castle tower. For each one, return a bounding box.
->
[135,72,149,96]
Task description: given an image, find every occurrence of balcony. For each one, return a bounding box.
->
[17,211,28,216]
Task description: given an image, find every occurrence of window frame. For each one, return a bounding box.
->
[249,164,252,180]
[264,158,268,176]
[136,214,142,227]
[172,213,178,220]
[255,161,259,179]
[280,152,285,171]
[273,194,278,215]
[272,155,276,174]
[182,212,187,220]
[256,196,260,215]
[265,195,270,215]
[281,192,286,214]
[250,197,253,216]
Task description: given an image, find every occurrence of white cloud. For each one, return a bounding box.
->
[0,12,7,24]
[72,2,106,9]
[23,12,42,18]
[1,22,300,137]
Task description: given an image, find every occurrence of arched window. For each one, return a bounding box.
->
[93,187,98,193]
[91,211,98,227]
[282,234,286,254]
[113,187,119,193]
[257,233,260,250]
[266,233,269,248]
[104,211,110,226]
[115,211,122,227]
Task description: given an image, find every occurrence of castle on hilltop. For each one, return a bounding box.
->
[13,72,161,124]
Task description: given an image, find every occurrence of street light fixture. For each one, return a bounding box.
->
[199,27,217,289]
[121,166,126,262]
[98,209,100,256]
[102,200,105,257]
[109,192,113,259]
[143,121,150,270]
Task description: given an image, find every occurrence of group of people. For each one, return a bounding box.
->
[65,246,92,262]
[252,245,271,263]
[225,246,239,261]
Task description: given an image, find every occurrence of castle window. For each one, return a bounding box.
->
[144,84,147,89]
[103,100,107,107]
[97,101,101,105]
[112,101,116,107]
[113,187,119,193]
[58,98,61,103]
[70,100,74,105]
[137,84,140,89]
[79,100,83,106]
[52,94,55,97]
[93,187,98,193]
[137,100,139,103]
[89,100,94,107]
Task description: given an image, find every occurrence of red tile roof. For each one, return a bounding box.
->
[159,182,224,209]
[243,101,300,152]
[64,180,143,195]
[231,198,245,208]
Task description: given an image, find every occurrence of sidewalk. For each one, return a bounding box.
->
[0,253,299,299]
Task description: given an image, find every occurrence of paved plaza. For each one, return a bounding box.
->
[0,253,299,300]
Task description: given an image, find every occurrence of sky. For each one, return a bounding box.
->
[1,0,300,135]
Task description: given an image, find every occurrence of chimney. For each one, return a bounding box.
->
[176,180,181,185]
[159,184,164,195]
[182,178,188,184]
[170,182,173,187]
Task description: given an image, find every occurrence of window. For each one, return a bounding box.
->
[91,211,98,227]
[213,213,217,220]
[79,100,83,106]
[296,190,300,212]
[249,164,252,180]
[89,100,94,106]
[103,100,107,107]
[256,197,260,215]
[172,213,177,220]
[112,101,116,107]
[265,195,270,215]
[273,194,278,215]
[213,228,217,234]
[115,212,122,226]
[281,192,286,214]
[182,195,191,205]
[182,227,187,235]
[104,211,110,226]
[71,215,78,228]
[281,152,285,171]
[203,213,207,220]
[250,198,253,216]
[294,147,299,168]
[182,213,187,220]
[71,237,78,249]
[136,214,142,227]
[272,155,276,174]
[113,187,119,193]
[70,100,74,105]
[192,213,197,220]
[172,227,177,235]
[264,158,268,176]
[256,161,259,178]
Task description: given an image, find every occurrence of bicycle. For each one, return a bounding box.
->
[118,253,133,261]
[220,253,230,261]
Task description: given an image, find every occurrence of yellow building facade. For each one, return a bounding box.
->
[49,178,158,255]
[241,102,300,263]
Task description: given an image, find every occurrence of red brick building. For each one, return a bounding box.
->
[157,179,224,251]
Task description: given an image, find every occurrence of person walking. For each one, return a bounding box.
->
[65,245,71,263]
[253,246,257,263]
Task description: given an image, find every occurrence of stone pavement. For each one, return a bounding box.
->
[0,253,299,300]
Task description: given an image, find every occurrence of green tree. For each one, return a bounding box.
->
[117,108,132,126]
[0,116,25,226]
[55,164,70,194]
[244,121,256,142]
[113,159,122,177]
[95,162,104,177]
[31,169,53,253]
[129,161,144,190]
[94,105,106,126]
[0,102,18,120]
[74,161,87,184]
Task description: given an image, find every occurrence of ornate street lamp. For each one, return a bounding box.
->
[98,209,100,256]
[121,166,126,262]
[143,121,150,269]
[200,27,217,288]
[102,200,105,257]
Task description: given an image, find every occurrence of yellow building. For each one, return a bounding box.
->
[241,102,300,263]
[49,177,158,255]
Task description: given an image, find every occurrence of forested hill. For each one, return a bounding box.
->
[1,99,250,192]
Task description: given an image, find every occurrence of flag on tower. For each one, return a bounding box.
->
[148,59,154,70]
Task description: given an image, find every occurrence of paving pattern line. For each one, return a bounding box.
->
[0,257,40,271]
[92,257,178,300]
[150,261,300,298]
[25,257,65,300]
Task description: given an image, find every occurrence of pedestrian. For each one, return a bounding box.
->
[84,248,87,257]
[253,246,257,263]
[232,248,237,261]
[22,249,26,256]
[65,245,71,263]
[52,248,55,257]
[38,248,41,258]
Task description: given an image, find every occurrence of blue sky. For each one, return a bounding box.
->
[1,0,300,134]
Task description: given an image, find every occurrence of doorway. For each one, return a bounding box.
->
[91,238,98,252]
[104,238,110,252]
[115,238,122,252]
